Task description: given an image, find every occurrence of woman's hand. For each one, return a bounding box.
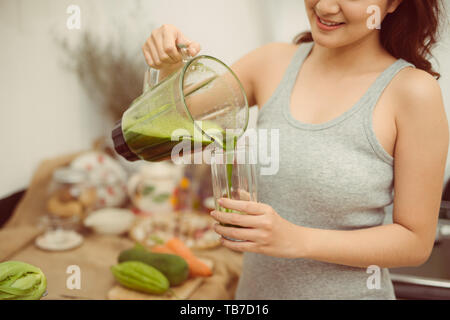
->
[142,24,201,70]
[210,198,306,259]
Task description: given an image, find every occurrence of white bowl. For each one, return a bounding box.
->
[84,208,135,235]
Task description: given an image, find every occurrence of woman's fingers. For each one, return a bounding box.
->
[147,40,161,68]
[211,210,262,228]
[143,24,201,68]
[175,31,200,57]
[218,198,268,215]
[142,24,202,69]
[213,224,260,242]
[175,31,191,47]
[220,237,259,253]
[142,45,153,67]
[162,29,181,62]
[187,41,201,57]
[238,189,251,201]
[154,28,178,64]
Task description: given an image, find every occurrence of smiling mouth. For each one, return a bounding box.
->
[317,15,345,27]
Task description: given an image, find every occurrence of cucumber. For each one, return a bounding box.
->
[118,245,189,286]
[111,261,169,295]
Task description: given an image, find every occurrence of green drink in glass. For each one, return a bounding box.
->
[210,140,257,241]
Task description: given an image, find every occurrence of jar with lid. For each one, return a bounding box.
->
[36,168,96,251]
[44,167,97,232]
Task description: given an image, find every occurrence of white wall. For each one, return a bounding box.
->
[0,0,107,198]
[1,0,449,198]
[0,0,267,197]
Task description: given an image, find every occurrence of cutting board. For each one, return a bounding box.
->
[107,258,214,300]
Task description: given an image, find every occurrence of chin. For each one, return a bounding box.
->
[311,27,375,50]
[310,31,348,49]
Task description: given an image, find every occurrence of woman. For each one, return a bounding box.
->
[142,0,449,299]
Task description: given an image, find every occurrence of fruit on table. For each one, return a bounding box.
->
[166,237,213,277]
[118,244,189,286]
[111,261,169,295]
[151,244,176,255]
[0,261,47,300]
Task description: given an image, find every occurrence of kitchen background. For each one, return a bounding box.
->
[1,0,449,200]
[1,0,450,300]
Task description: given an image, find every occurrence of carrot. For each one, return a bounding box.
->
[151,244,176,255]
[166,237,213,277]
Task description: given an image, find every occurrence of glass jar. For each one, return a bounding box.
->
[46,167,97,222]
[36,167,95,251]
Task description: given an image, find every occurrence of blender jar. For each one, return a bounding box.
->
[112,46,249,162]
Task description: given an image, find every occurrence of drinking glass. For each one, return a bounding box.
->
[210,141,257,241]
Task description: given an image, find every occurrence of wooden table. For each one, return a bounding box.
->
[0,152,243,300]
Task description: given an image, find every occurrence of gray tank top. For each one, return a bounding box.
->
[235,42,415,300]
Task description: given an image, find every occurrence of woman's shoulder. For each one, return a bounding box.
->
[233,42,300,82]
[231,42,300,107]
[389,65,446,134]
[251,42,301,77]
[390,66,443,115]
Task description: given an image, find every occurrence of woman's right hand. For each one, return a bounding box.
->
[142,24,201,70]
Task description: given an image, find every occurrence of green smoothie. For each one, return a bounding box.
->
[123,102,226,161]
[218,135,246,229]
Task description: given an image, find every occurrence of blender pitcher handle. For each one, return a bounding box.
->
[143,44,192,93]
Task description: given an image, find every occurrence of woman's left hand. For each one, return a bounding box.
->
[210,198,306,259]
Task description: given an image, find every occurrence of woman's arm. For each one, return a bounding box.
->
[299,69,448,268]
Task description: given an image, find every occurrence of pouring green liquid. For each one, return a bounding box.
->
[217,135,246,229]
[122,76,243,229]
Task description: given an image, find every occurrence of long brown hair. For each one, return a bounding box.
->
[294,0,446,79]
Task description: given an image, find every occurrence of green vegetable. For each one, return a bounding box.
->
[0,261,47,300]
[111,261,169,295]
[118,244,189,286]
